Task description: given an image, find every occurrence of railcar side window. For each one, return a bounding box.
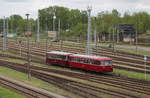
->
[71,57,76,62]
[56,55,60,60]
[71,58,102,66]
[84,59,89,64]
[102,60,112,66]
[94,61,101,65]
[47,54,68,61]
[72,58,87,63]
[88,60,93,64]
[80,59,85,63]
[57,55,67,60]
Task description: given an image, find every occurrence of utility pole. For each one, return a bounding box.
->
[136,21,138,54]
[46,37,48,53]
[144,55,147,80]
[130,32,132,44]
[102,20,105,42]
[46,17,48,53]
[117,29,119,43]
[87,6,92,55]
[94,17,97,48]
[11,16,13,33]
[58,19,63,51]
[37,12,40,42]
[113,28,115,52]
[3,16,6,52]
[6,18,8,50]
[102,19,104,37]
[6,18,8,35]
[94,17,97,55]
[58,19,60,40]
[26,13,31,81]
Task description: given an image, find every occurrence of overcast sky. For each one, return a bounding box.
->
[0,0,150,19]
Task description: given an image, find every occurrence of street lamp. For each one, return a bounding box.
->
[53,15,56,32]
[25,13,31,80]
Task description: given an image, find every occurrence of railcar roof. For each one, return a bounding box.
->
[47,51,72,55]
[71,54,111,60]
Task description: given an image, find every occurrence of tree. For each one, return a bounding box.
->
[10,15,23,33]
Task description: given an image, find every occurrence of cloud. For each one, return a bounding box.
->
[1,0,150,19]
[4,0,29,3]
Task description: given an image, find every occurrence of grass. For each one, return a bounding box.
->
[0,86,25,98]
[0,66,80,98]
[8,37,47,44]
[0,66,33,81]
[117,47,150,56]
[114,68,150,81]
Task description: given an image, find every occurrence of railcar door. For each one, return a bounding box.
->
[66,56,70,66]
[60,55,68,66]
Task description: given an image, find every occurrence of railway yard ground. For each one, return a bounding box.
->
[0,38,150,98]
[0,58,150,98]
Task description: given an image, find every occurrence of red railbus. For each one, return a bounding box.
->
[46,51,72,66]
[46,51,113,72]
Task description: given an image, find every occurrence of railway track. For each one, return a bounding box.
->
[2,39,150,60]
[3,47,150,74]
[0,58,149,98]
[0,75,61,98]
[1,40,150,74]
[5,40,150,62]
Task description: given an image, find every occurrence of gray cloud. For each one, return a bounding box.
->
[4,0,29,3]
[0,0,150,19]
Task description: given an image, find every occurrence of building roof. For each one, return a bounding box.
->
[117,24,135,33]
[47,51,72,55]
